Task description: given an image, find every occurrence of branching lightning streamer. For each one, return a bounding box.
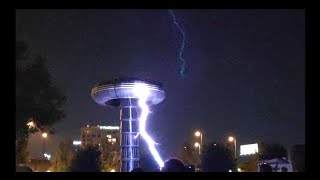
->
[168,9,187,78]
[133,83,164,168]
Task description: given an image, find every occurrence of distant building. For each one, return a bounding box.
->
[80,125,120,148]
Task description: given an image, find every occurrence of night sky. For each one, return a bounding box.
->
[16,9,305,159]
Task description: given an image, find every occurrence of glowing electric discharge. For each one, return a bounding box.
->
[133,83,164,168]
[169,9,186,78]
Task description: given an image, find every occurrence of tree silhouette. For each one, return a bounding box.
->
[16,41,66,140]
[201,143,235,172]
[237,153,259,172]
[100,137,120,172]
[259,143,287,160]
[50,140,74,172]
[69,145,101,172]
[15,138,30,164]
[177,142,198,165]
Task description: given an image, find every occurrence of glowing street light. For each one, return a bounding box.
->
[194,131,203,146]
[42,133,48,160]
[42,133,48,138]
[110,169,115,172]
[228,136,237,159]
[194,131,203,155]
[194,142,201,155]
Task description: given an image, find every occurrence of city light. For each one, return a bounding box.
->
[228,136,237,159]
[27,121,36,128]
[194,142,200,147]
[44,153,51,160]
[240,143,259,156]
[112,138,116,142]
[99,126,119,130]
[110,169,115,172]
[73,141,81,145]
[42,133,48,138]
[194,130,203,155]
[228,136,234,142]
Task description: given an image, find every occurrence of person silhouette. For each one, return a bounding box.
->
[161,159,185,172]
[281,167,288,172]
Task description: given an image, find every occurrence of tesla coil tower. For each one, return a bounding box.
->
[91,78,165,172]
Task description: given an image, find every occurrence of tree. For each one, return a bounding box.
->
[237,153,259,172]
[49,140,74,172]
[259,143,287,160]
[16,138,30,164]
[16,41,66,140]
[69,145,101,172]
[201,143,235,172]
[176,142,198,165]
[100,137,120,172]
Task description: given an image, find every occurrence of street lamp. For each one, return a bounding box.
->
[194,131,203,146]
[228,136,237,159]
[194,142,201,155]
[195,131,203,155]
[42,133,48,160]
